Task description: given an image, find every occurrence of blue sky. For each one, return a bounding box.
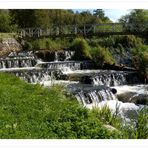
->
[74,9,131,22]
[104,9,131,22]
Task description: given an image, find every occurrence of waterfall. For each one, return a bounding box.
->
[0,58,36,69]
[9,69,51,84]
[63,70,140,87]
[8,51,34,57]
[73,86,141,122]
[92,72,128,86]
[74,88,117,108]
[54,51,75,61]
[0,51,37,69]
[54,52,59,62]
[65,51,75,61]
[35,61,82,71]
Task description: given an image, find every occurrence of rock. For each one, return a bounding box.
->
[103,62,136,71]
[117,92,148,105]
[103,124,118,132]
[111,88,117,94]
[0,38,22,57]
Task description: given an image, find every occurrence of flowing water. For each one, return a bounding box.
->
[0,50,147,123]
[0,51,36,68]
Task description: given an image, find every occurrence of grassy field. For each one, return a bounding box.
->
[0,73,147,139]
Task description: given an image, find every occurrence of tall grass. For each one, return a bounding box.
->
[23,38,70,51]
[90,46,116,67]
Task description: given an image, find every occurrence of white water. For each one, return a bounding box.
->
[112,85,148,95]
[35,61,82,70]
[0,52,36,69]
[96,100,139,122]
[41,80,79,87]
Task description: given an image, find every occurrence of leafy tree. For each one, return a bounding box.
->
[8,9,111,29]
[93,9,110,22]
[120,9,148,32]
[10,10,38,28]
[0,10,13,32]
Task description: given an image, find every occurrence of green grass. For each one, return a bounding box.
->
[23,38,70,51]
[0,71,147,139]
[0,73,123,139]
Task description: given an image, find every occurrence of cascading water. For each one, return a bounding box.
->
[62,70,140,86]
[0,50,147,123]
[35,61,83,71]
[0,51,37,69]
[74,88,116,108]
[10,69,51,84]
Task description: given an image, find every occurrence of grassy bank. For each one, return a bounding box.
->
[0,73,120,138]
[0,73,147,139]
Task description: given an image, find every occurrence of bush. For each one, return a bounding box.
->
[71,38,92,60]
[90,46,115,67]
[24,38,69,51]
[88,35,143,49]
[114,35,143,48]
[132,44,148,81]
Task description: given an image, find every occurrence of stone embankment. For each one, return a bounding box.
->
[0,38,22,57]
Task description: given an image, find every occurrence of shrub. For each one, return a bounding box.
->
[132,44,148,81]
[71,38,92,60]
[90,46,116,67]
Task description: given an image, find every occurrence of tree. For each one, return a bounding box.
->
[0,10,13,32]
[93,9,110,22]
[119,9,148,32]
[10,10,38,28]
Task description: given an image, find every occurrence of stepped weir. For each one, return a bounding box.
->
[0,50,147,122]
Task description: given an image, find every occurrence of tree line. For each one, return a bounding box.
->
[0,9,148,33]
[0,9,110,32]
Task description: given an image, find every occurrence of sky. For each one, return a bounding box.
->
[74,9,131,22]
[104,9,131,22]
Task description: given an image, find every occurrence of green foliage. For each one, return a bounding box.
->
[10,10,38,28]
[114,35,143,48]
[0,33,16,40]
[24,38,69,51]
[8,9,111,29]
[135,108,148,138]
[71,38,92,60]
[0,73,147,139]
[47,106,122,139]
[132,44,148,79]
[0,73,122,139]
[122,108,148,139]
[0,10,15,32]
[90,46,115,67]
[120,9,148,32]
[93,9,110,22]
[91,106,122,129]
[89,35,143,49]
